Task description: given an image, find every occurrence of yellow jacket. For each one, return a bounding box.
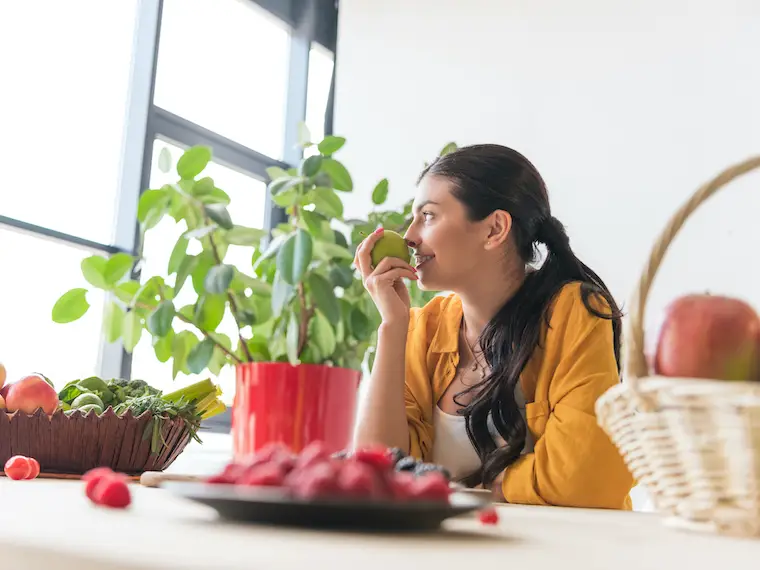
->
[404,281,634,509]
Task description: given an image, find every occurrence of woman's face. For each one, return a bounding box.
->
[404,174,495,292]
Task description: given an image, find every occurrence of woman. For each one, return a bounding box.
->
[353,144,634,509]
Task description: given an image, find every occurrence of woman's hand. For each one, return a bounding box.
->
[354,228,417,326]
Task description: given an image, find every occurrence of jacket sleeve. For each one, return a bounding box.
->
[499,295,634,509]
[404,307,434,461]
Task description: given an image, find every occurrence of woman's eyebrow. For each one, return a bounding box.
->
[413,200,440,212]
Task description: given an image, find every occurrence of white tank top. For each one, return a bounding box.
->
[432,382,534,481]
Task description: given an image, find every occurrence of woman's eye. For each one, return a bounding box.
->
[422,211,434,221]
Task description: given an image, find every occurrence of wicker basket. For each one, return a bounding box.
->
[595,155,760,537]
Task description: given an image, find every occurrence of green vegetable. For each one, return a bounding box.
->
[72,393,104,409]
[77,403,103,415]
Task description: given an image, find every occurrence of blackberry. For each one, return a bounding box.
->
[388,447,407,465]
[394,456,419,472]
[413,462,451,481]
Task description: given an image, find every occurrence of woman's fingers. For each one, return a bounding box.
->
[365,268,418,290]
[354,228,385,278]
[372,256,417,276]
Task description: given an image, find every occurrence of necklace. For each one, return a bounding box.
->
[461,318,487,381]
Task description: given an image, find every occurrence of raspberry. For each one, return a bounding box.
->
[478,507,499,525]
[353,447,393,472]
[408,472,451,502]
[92,477,131,509]
[255,442,291,463]
[82,467,114,483]
[337,460,381,499]
[239,463,286,487]
[83,468,128,504]
[295,441,330,471]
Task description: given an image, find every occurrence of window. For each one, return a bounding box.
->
[0,0,139,245]
[0,228,106,389]
[129,139,268,399]
[154,0,291,158]
[305,43,336,145]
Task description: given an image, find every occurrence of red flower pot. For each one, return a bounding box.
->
[232,362,361,460]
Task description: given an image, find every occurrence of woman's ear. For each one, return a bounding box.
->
[484,210,512,250]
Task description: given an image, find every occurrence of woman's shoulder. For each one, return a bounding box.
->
[547,281,616,334]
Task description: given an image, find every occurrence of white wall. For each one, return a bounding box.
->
[334,0,760,348]
[335,0,760,511]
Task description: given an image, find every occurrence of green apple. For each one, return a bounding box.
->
[370,230,411,266]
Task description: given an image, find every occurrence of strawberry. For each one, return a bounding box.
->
[408,472,451,502]
[478,507,499,525]
[292,462,339,500]
[238,463,286,487]
[337,460,380,498]
[388,472,416,501]
[353,447,393,472]
[92,476,131,509]
[294,441,330,471]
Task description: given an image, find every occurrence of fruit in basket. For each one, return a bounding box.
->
[654,294,760,381]
[4,373,59,415]
[0,362,6,390]
[0,394,5,410]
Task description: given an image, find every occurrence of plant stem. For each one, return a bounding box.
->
[297,282,314,356]
[206,230,254,363]
[134,302,242,365]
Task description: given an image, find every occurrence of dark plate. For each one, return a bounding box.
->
[164,482,488,531]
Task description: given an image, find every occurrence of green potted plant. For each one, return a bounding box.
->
[51,128,453,457]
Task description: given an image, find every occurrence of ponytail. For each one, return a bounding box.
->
[457,215,623,488]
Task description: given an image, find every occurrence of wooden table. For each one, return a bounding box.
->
[1,478,759,570]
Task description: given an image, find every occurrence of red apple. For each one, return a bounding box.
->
[0,362,6,390]
[4,373,59,415]
[654,294,760,381]
[0,394,5,410]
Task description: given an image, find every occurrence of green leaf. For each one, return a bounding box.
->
[199,187,231,206]
[309,310,336,358]
[114,280,140,304]
[317,135,346,155]
[439,142,458,156]
[204,264,235,294]
[307,274,340,325]
[321,158,353,191]
[232,270,272,296]
[286,312,300,365]
[158,147,172,173]
[371,178,389,205]
[333,230,348,249]
[300,155,323,177]
[185,225,216,240]
[104,253,134,285]
[194,176,215,196]
[350,307,371,341]
[137,189,169,225]
[297,122,312,147]
[204,204,233,230]
[300,210,329,240]
[276,230,313,285]
[271,274,295,318]
[103,301,124,343]
[187,338,215,374]
[329,265,355,289]
[191,253,215,294]
[147,300,175,337]
[225,225,266,246]
[52,288,90,323]
[172,331,198,379]
[80,256,108,289]
[177,145,212,179]
[307,187,344,218]
[266,166,289,181]
[313,241,353,261]
[153,330,174,363]
[168,236,188,275]
[272,186,300,208]
[175,254,198,296]
[195,294,226,331]
[122,310,142,353]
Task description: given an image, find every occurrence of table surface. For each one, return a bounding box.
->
[2,474,760,570]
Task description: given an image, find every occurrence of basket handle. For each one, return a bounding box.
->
[624,155,760,391]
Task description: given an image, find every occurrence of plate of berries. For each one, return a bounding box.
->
[165,442,488,531]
